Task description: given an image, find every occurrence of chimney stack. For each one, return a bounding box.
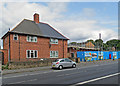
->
[34,13,39,23]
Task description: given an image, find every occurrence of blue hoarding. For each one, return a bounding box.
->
[77,51,120,62]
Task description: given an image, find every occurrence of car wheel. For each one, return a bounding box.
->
[59,65,63,70]
[72,64,76,68]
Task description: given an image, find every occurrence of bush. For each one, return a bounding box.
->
[2,62,9,70]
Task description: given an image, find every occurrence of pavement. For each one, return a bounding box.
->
[2,59,119,86]
[2,59,117,75]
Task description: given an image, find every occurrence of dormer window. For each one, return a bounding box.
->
[13,34,18,40]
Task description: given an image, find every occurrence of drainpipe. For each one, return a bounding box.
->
[49,38,51,59]
[19,35,20,61]
[8,28,11,63]
[63,39,64,58]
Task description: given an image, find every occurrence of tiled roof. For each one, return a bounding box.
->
[10,19,68,40]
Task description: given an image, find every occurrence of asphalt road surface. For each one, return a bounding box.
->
[2,61,120,86]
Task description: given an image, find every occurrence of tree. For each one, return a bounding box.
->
[117,42,120,51]
[106,39,119,50]
[95,39,103,48]
[103,43,109,51]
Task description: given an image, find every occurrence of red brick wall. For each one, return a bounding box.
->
[0,49,8,64]
[67,48,77,58]
[2,34,10,64]
[3,33,68,63]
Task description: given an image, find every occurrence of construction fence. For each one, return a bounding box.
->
[77,51,120,62]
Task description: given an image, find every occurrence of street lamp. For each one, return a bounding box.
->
[99,33,101,60]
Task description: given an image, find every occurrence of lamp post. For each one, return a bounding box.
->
[99,33,101,60]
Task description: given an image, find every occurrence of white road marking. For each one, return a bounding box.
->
[9,79,37,84]
[3,62,118,79]
[72,72,120,86]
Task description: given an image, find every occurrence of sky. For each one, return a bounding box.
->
[0,1,119,48]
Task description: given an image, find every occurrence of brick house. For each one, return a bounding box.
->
[78,41,95,48]
[68,41,97,58]
[1,13,69,64]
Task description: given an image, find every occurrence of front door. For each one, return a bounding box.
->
[71,53,74,58]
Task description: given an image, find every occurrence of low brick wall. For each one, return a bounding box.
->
[8,58,57,69]
[8,57,80,69]
[68,57,80,63]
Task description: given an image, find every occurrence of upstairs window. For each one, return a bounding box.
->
[50,38,58,44]
[27,36,37,42]
[13,34,18,40]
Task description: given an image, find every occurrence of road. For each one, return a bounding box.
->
[2,60,120,86]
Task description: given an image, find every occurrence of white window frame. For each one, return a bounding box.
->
[50,38,58,44]
[13,34,18,40]
[27,36,37,42]
[26,50,38,58]
[50,51,58,58]
[34,37,37,42]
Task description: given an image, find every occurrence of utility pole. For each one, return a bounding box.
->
[99,33,101,60]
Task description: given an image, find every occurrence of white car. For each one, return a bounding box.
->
[52,58,76,70]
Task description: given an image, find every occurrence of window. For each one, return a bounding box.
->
[26,50,38,58]
[35,51,37,57]
[60,60,64,62]
[31,50,34,58]
[50,51,58,58]
[27,36,37,42]
[34,37,37,42]
[31,37,33,42]
[27,50,30,58]
[50,38,58,44]
[65,58,71,62]
[13,34,18,40]
[54,59,59,62]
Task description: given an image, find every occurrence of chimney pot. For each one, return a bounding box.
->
[34,13,39,23]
